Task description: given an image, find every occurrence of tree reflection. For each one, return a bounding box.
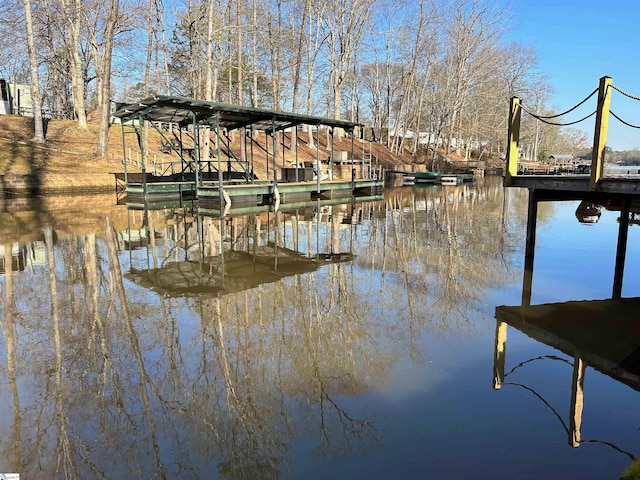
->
[0,177,535,478]
[1,244,20,473]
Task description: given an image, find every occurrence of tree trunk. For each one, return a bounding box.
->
[96,0,119,157]
[157,2,171,95]
[250,0,258,107]
[22,0,45,143]
[237,0,246,162]
[60,0,88,129]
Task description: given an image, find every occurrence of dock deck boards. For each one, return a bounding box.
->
[508,174,640,198]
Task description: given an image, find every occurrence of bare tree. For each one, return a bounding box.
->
[95,0,120,157]
[388,0,434,154]
[22,0,45,143]
[291,0,312,112]
[321,0,372,119]
[58,0,88,128]
[440,0,504,154]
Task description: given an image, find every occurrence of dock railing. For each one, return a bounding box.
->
[505,75,624,191]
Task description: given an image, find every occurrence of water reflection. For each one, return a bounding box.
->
[575,200,602,224]
[0,179,530,478]
[496,190,640,478]
[126,199,368,298]
[493,303,640,468]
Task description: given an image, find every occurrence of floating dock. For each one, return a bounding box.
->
[197,178,381,206]
[112,96,384,204]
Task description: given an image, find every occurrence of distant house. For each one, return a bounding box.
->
[549,153,575,166]
[548,154,580,172]
[548,153,574,162]
[0,79,33,116]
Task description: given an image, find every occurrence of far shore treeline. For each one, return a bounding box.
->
[601,148,640,165]
[0,0,616,163]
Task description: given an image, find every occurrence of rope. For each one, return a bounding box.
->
[611,110,640,129]
[522,87,598,119]
[521,107,596,126]
[504,355,572,378]
[503,382,570,433]
[611,83,640,101]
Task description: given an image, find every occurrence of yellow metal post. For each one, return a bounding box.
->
[590,76,612,190]
[505,97,521,186]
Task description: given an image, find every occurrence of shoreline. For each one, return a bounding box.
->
[0,173,118,195]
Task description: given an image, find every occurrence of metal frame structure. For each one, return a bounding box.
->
[112,95,362,195]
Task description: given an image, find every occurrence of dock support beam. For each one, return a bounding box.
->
[215,117,224,204]
[136,114,147,196]
[295,125,299,182]
[316,129,320,193]
[590,76,612,191]
[505,96,521,187]
[193,112,200,189]
[120,122,128,185]
[613,198,631,299]
[271,119,278,191]
[522,189,538,306]
[250,125,255,183]
[350,129,355,179]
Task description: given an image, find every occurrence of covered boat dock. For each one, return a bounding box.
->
[112,96,383,206]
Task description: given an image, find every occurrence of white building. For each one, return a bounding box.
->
[0,79,33,116]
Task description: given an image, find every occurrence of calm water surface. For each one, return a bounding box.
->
[0,176,639,479]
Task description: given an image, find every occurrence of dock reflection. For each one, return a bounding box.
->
[492,303,640,480]
[495,191,640,476]
[123,196,380,297]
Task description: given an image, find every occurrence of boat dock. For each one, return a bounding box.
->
[505,76,640,201]
[112,97,383,205]
[496,78,640,456]
[386,170,476,186]
[505,76,640,303]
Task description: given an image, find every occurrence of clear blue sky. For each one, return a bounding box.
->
[508,0,640,150]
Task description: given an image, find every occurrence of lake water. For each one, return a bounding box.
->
[0,176,639,479]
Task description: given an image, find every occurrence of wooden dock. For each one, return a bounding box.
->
[506,174,640,200]
[496,76,640,459]
[504,76,640,304]
[505,76,640,200]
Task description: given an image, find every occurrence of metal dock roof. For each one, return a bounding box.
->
[112,95,360,132]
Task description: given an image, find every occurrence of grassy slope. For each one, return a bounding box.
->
[0,115,126,174]
[0,115,421,177]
